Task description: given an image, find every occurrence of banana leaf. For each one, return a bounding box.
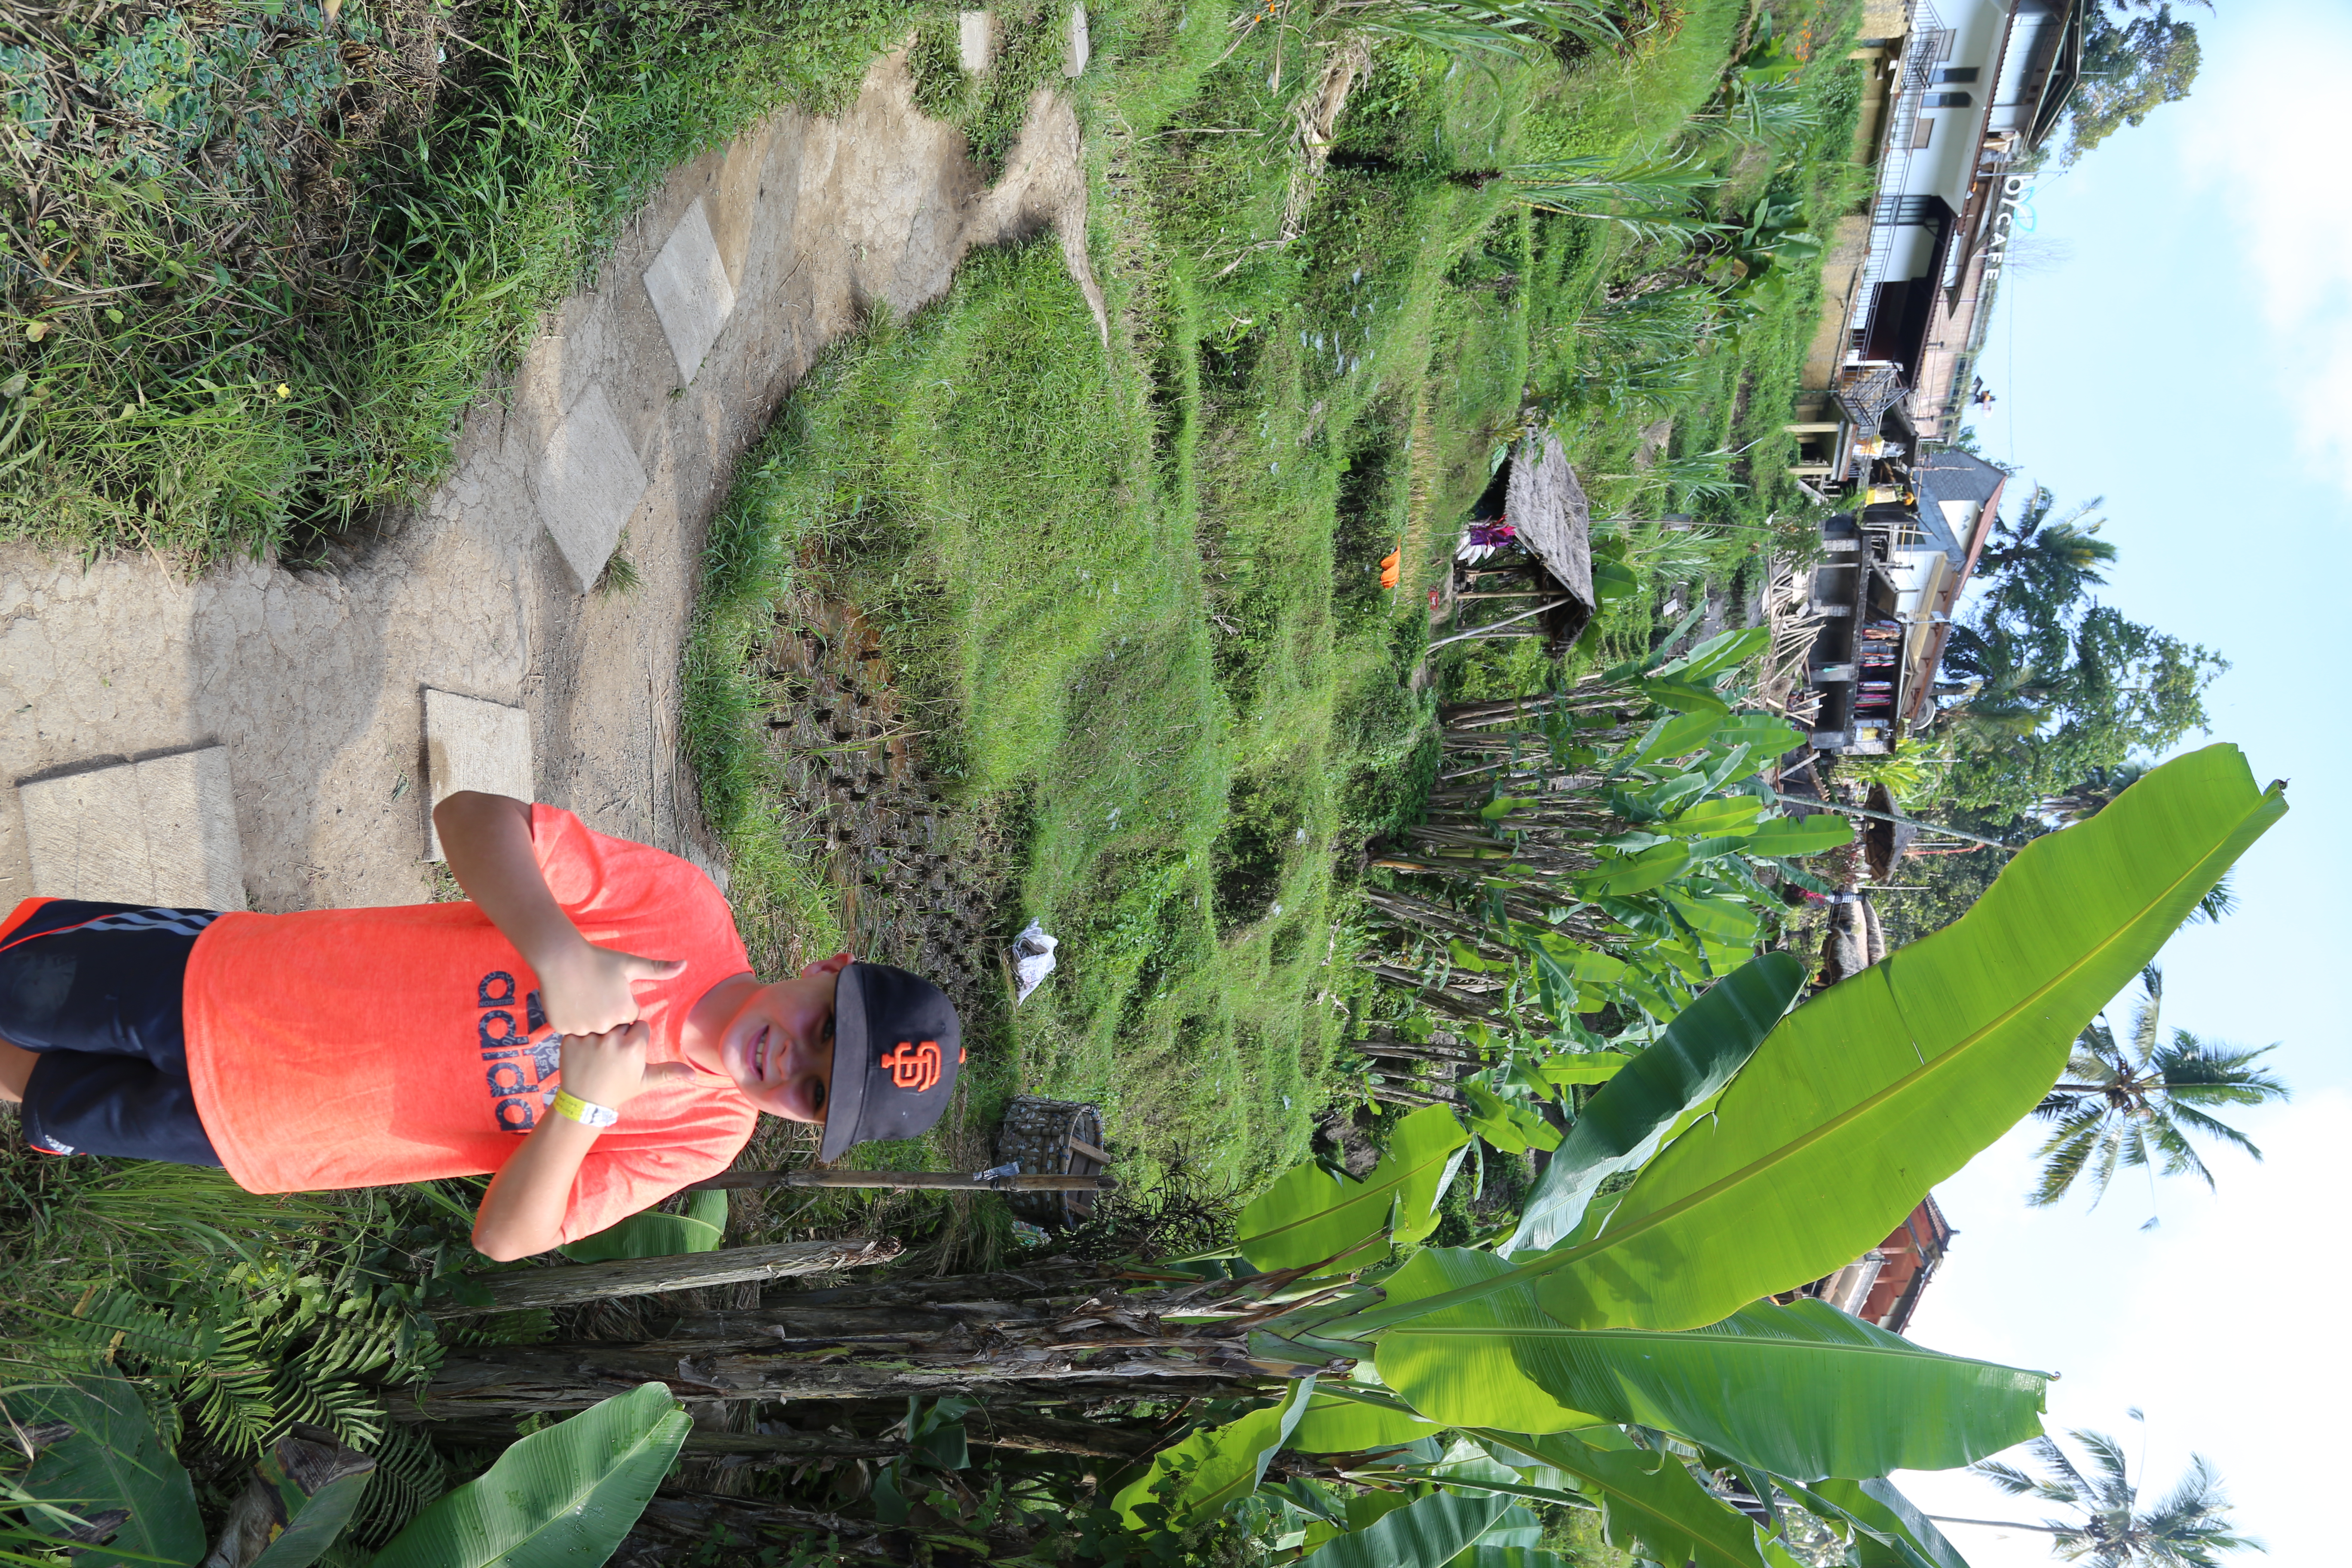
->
[1741,815,1854,856]
[7,1372,203,1568]
[1663,796,1762,838]
[1578,842,1690,897]
[1382,1266,2043,1476]
[1660,627,1770,681]
[1804,1477,1972,1568]
[1507,955,1802,1255]
[559,1189,729,1262]
[1456,1551,1578,1568]
[1370,1249,1608,1437]
[1636,710,1723,762]
[369,1382,689,1568]
[1639,678,1733,715]
[1286,1390,1442,1454]
[1112,1381,1315,1530]
[1462,1083,1562,1155]
[242,1428,377,1568]
[1532,1050,1634,1088]
[1238,1105,1469,1274]
[1485,1429,1769,1568]
[1531,746,2283,1331]
[1475,1504,1544,1549]
[1709,714,1804,757]
[1297,1488,1511,1568]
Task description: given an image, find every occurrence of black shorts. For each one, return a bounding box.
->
[2,900,224,1166]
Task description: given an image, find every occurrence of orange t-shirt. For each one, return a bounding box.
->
[181,806,758,1243]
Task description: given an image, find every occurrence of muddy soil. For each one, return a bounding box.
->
[751,597,1020,1022]
[0,49,1099,914]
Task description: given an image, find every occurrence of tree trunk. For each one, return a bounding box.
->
[410,1273,1299,1420]
[424,1237,900,1318]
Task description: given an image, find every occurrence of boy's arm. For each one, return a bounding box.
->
[432,791,683,1035]
[474,1020,654,1260]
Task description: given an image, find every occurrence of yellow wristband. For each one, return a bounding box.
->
[551,1089,618,1129]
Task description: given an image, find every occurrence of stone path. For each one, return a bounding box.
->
[0,51,1100,914]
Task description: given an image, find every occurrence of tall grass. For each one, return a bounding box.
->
[1,0,915,560]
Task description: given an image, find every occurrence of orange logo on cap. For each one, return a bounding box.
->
[880,1040,942,1093]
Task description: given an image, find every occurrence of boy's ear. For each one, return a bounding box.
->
[803,952,853,979]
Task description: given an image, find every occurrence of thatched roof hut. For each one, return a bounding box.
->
[1504,433,1595,617]
[1862,782,1918,882]
[1441,433,1597,651]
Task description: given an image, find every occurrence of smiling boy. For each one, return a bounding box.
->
[0,791,962,1259]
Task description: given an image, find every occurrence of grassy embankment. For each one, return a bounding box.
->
[686,0,1874,1260]
[0,0,919,556]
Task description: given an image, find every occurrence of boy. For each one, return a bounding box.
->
[0,791,963,1259]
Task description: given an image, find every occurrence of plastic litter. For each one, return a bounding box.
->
[1012,919,1059,1003]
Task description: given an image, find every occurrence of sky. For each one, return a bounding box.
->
[1884,3,2352,1564]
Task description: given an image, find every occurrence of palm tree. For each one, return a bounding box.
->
[2029,968,2288,1210]
[1929,1426,2262,1568]
[1977,488,2119,625]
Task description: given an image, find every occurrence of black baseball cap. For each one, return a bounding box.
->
[821,962,964,1161]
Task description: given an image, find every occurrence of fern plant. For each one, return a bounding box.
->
[30,1248,444,1458]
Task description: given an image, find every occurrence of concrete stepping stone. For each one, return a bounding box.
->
[641,196,738,385]
[959,10,993,72]
[17,747,247,910]
[423,690,533,861]
[533,381,648,592]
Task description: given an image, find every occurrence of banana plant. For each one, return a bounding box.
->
[557,1189,729,1263]
[6,1378,688,1568]
[368,1382,689,1568]
[1358,626,1859,1085]
[1133,746,2285,1563]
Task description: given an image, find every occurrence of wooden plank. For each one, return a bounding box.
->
[424,1236,900,1316]
[1066,1137,1113,1165]
[686,1169,1117,1194]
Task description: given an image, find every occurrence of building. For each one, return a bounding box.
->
[1795,1194,1955,1335]
[1801,449,2009,750]
[1774,3,2074,752]
[1788,0,2084,491]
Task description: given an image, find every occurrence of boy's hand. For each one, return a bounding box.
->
[537,942,687,1036]
[556,1020,665,1110]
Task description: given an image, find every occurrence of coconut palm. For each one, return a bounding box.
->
[1930,1426,2263,1568]
[1977,488,2119,625]
[2029,967,2287,1210]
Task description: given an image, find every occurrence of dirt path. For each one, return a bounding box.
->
[0,52,1099,913]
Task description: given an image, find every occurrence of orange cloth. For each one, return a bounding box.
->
[182,805,757,1243]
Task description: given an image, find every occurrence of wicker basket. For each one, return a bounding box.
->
[992,1095,1107,1228]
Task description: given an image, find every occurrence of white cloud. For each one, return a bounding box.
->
[2177,4,2352,499]
[1892,1090,2352,1567]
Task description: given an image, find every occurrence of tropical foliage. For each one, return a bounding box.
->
[2028,966,2289,1212]
[1116,746,2282,1565]
[3,1380,687,1568]
[2064,2,2205,167]
[1963,1425,2262,1568]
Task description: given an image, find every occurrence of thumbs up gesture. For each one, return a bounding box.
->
[536,941,688,1037]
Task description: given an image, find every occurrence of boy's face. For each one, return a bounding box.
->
[712,952,850,1124]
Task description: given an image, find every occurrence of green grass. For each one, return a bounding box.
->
[680,0,1880,1236]
[1,0,917,559]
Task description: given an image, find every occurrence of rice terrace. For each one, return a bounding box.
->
[0,2,2322,1567]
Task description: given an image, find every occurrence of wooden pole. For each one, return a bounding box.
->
[423,1236,901,1317]
[1765,790,2018,854]
[1427,598,1572,649]
[684,1170,1119,1194]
